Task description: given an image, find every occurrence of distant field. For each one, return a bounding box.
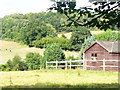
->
[58,31,120,39]
[57,32,72,39]
[0,40,79,64]
[57,31,105,39]
[0,69,118,88]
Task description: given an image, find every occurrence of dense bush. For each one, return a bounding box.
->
[25,52,42,70]
[6,59,13,71]
[0,53,42,71]
[95,30,120,40]
[41,44,65,68]
[0,55,28,71]
[12,55,22,71]
[35,37,71,50]
[0,64,7,71]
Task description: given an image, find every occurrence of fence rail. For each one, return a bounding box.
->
[46,60,120,71]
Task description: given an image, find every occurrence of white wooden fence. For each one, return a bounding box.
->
[46,60,120,71]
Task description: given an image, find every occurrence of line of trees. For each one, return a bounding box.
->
[1,12,119,52]
[0,53,42,71]
[0,44,66,71]
[1,12,93,51]
[0,30,119,71]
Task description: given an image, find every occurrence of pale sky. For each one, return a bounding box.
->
[0,0,91,18]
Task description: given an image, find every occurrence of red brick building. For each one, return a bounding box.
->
[83,40,120,71]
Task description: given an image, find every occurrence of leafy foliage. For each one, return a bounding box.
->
[70,27,91,51]
[0,53,42,71]
[0,64,7,71]
[41,44,65,68]
[6,59,13,71]
[25,52,42,70]
[3,55,27,71]
[50,1,120,30]
[80,35,96,59]
[35,37,71,50]
[12,55,23,71]
[1,12,95,48]
[95,30,120,40]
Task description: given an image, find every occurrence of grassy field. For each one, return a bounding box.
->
[0,69,118,88]
[0,40,79,64]
[57,31,105,39]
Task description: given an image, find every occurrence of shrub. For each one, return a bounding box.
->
[95,30,120,40]
[6,59,13,71]
[41,44,65,68]
[25,52,42,70]
[12,55,23,71]
[35,37,71,50]
[0,64,7,71]
[19,61,28,71]
[1,55,28,71]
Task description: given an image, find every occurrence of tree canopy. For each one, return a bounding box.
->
[50,0,120,30]
[41,44,65,68]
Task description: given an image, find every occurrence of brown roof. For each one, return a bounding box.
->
[84,40,120,53]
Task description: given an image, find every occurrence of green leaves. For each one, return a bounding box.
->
[41,44,65,68]
[95,30,120,40]
[5,55,27,71]
[70,27,91,51]
[1,13,58,45]
[25,52,42,70]
[49,1,120,30]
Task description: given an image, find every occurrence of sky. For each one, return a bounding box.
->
[0,0,91,18]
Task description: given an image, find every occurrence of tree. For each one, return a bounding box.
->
[6,59,13,71]
[12,55,22,71]
[70,27,91,51]
[25,52,42,70]
[50,0,120,30]
[95,30,120,40]
[80,35,95,59]
[41,44,65,68]
[35,37,70,50]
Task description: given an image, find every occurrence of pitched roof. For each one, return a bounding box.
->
[84,40,120,53]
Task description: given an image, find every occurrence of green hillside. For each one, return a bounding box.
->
[0,40,79,64]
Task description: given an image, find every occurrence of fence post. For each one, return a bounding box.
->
[83,59,86,70]
[56,60,58,69]
[65,61,68,69]
[103,58,105,71]
[83,53,86,70]
[70,60,71,69]
[46,61,48,69]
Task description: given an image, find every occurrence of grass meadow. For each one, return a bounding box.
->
[0,40,79,64]
[0,69,118,88]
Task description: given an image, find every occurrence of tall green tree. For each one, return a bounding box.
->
[41,44,65,68]
[6,59,13,71]
[25,52,42,70]
[12,55,22,71]
[70,27,91,51]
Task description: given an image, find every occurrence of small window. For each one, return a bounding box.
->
[91,53,97,60]
[91,53,97,57]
